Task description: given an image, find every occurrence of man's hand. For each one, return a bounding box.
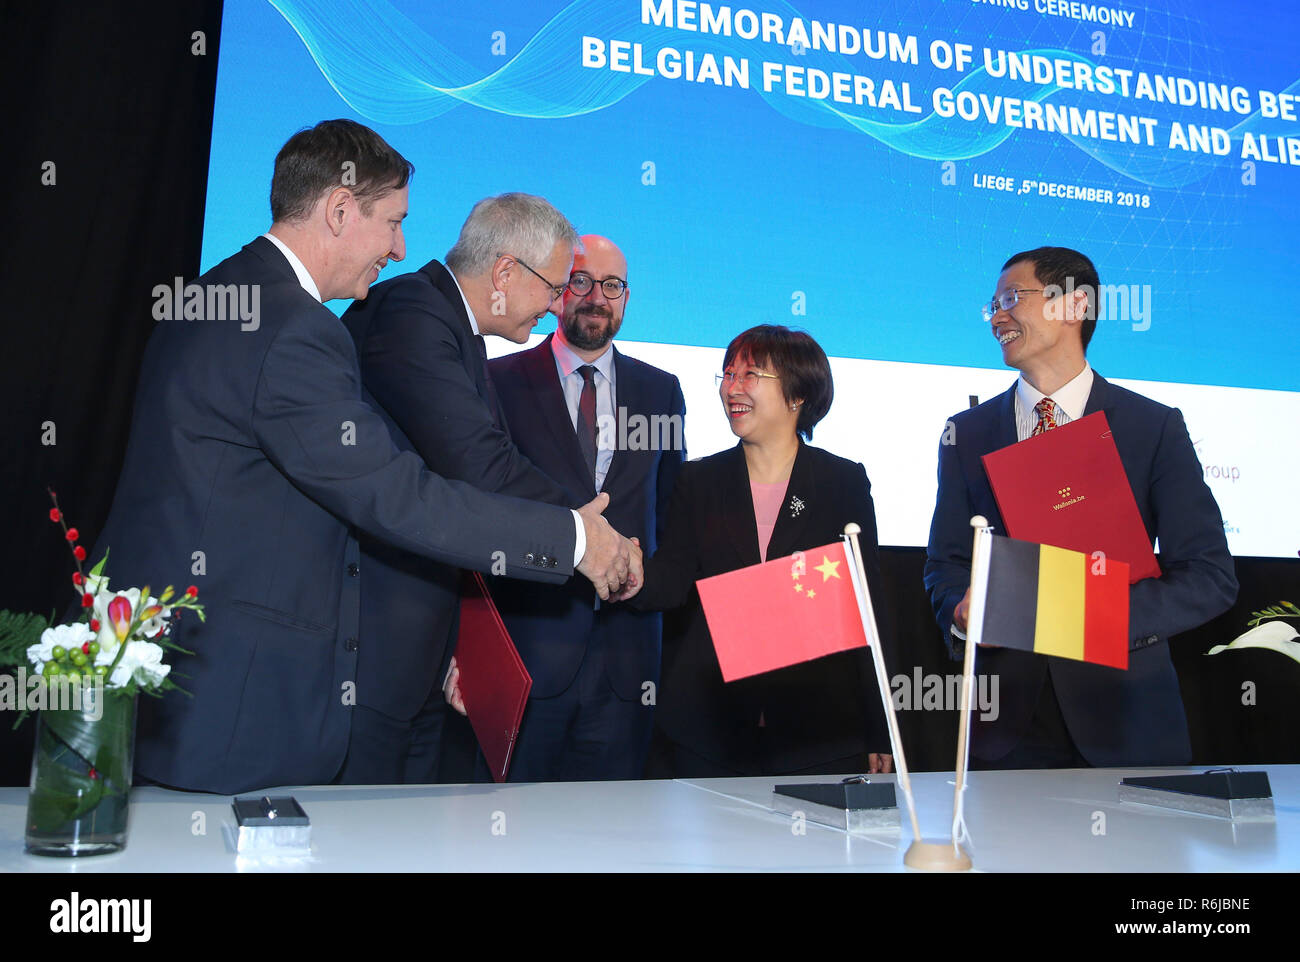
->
[611,536,643,601]
[442,657,466,716]
[954,587,972,632]
[576,492,636,600]
[868,753,894,775]
[954,586,999,647]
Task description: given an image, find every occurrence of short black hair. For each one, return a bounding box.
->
[723,325,833,441]
[1001,246,1099,351]
[270,119,414,223]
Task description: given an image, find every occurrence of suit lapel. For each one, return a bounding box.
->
[423,260,473,339]
[719,444,762,570]
[993,383,1018,451]
[523,335,595,497]
[602,347,635,493]
[423,259,505,429]
[1083,371,1111,418]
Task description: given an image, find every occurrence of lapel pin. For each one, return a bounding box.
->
[788,494,805,518]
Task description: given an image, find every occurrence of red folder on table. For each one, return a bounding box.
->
[456,571,531,782]
[981,411,1160,584]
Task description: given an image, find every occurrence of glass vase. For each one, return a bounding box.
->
[25,682,138,857]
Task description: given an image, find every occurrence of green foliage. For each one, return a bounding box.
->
[27,692,135,833]
[1246,600,1300,628]
[0,610,51,668]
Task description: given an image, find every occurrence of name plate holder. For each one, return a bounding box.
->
[1118,770,1274,820]
[771,780,900,835]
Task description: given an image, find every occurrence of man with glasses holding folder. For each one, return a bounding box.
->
[924,246,1237,769]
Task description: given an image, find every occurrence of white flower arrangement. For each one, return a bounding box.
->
[28,493,204,697]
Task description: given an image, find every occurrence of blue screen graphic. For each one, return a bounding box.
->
[201,0,1300,554]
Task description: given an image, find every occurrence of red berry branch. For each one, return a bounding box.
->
[47,487,92,607]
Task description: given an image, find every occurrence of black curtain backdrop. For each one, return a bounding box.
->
[1,1,224,784]
[2,2,1296,788]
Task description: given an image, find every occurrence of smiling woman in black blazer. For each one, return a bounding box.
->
[632,325,893,778]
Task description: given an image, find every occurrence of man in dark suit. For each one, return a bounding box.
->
[487,235,686,780]
[924,246,1237,768]
[340,199,645,782]
[91,122,633,795]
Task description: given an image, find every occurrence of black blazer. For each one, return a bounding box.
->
[93,238,576,794]
[924,374,1237,766]
[488,335,686,698]
[341,259,571,719]
[633,442,891,773]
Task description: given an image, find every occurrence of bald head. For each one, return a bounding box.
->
[555,234,630,358]
[574,235,627,280]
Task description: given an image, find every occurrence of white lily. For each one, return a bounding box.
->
[1206,620,1300,666]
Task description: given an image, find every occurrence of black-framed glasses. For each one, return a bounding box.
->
[499,253,566,300]
[981,288,1044,323]
[567,272,628,299]
[716,369,780,389]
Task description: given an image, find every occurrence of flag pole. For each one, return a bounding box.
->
[842,524,923,847]
[844,523,972,872]
[939,515,995,871]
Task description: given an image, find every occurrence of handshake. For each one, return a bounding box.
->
[575,492,643,602]
[442,491,641,716]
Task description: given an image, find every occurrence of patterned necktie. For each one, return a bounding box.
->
[1033,397,1059,435]
[576,365,598,482]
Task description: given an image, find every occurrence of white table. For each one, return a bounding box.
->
[2,766,1294,872]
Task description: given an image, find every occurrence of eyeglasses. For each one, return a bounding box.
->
[567,272,628,299]
[981,288,1044,323]
[716,369,780,389]
[499,253,566,301]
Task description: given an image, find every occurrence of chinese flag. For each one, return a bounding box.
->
[696,542,868,682]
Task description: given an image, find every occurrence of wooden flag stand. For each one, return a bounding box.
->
[843,523,972,872]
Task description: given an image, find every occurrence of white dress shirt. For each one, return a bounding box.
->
[551,336,617,492]
[1014,363,1094,440]
[262,232,321,302]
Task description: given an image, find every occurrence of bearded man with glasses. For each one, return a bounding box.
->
[924,246,1236,770]
[487,235,687,781]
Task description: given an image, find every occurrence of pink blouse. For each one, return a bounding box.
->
[750,480,789,562]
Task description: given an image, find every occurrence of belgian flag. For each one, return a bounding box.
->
[973,534,1129,670]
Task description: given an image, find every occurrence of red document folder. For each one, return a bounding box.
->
[456,571,531,782]
[981,411,1160,583]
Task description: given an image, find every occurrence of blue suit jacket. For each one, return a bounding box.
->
[488,335,686,699]
[341,260,572,720]
[94,239,575,794]
[924,373,1238,765]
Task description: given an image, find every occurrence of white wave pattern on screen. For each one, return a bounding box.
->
[268,0,1297,190]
